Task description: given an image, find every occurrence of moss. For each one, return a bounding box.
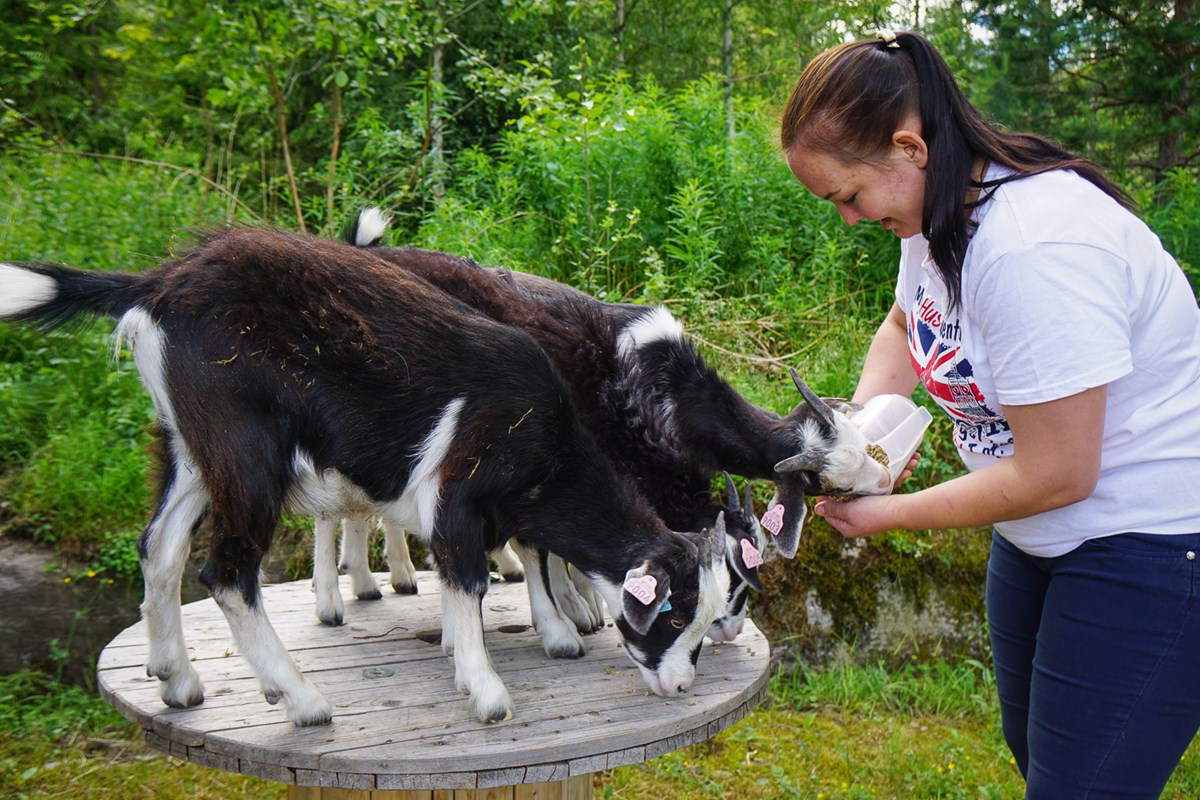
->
[752,508,991,669]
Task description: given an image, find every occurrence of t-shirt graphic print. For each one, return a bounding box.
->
[906,267,1012,468]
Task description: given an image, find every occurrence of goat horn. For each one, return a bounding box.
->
[723,471,740,511]
[698,512,726,565]
[774,452,826,474]
[789,367,838,430]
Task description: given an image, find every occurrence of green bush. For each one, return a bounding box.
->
[414,73,897,311]
[0,152,230,553]
[1140,168,1200,292]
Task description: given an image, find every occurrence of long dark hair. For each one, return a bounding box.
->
[780,31,1132,310]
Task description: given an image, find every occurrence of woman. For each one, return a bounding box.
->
[780,29,1200,799]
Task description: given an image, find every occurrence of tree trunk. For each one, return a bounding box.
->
[723,0,734,140]
[430,41,445,200]
[265,62,306,233]
[253,10,306,232]
[198,78,215,214]
[1158,0,1195,182]
[326,73,343,226]
[613,0,626,66]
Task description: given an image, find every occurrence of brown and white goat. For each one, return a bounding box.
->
[0,228,728,726]
[334,209,892,642]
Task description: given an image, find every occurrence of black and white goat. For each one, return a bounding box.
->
[339,209,892,640]
[0,228,729,726]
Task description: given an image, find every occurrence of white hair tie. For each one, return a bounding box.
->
[877,29,900,49]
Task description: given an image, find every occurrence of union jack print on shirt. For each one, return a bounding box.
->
[908,286,1013,459]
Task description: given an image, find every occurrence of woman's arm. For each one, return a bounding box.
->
[816,384,1107,537]
[851,302,920,403]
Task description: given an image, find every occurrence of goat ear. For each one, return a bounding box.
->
[621,563,670,636]
[789,367,838,430]
[725,530,764,591]
[761,495,805,559]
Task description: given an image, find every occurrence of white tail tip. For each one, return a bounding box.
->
[354,207,390,247]
[0,264,57,318]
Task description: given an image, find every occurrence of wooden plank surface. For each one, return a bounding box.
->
[97,571,770,790]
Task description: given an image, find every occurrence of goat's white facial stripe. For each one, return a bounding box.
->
[656,562,729,687]
[0,265,56,317]
[820,415,893,495]
[617,307,684,361]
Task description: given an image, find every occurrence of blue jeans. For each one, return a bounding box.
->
[987,530,1200,799]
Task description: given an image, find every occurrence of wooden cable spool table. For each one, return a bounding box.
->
[97,570,771,799]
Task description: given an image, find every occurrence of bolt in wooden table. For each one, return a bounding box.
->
[98,570,770,799]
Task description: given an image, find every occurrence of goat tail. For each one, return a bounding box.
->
[344,206,391,248]
[0,262,142,330]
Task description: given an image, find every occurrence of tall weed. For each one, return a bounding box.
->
[1141,168,1200,293]
[0,152,230,552]
[415,71,897,326]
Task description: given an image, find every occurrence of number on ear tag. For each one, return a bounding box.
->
[740,539,764,568]
[623,574,658,606]
[761,505,785,536]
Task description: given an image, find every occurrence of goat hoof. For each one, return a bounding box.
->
[546,643,586,660]
[318,611,344,626]
[293,711,333,727]
[485,707,514,724]
[159,671,205,708]
[264,689,281,705]
[290,701,334,727]
[356,588,383,601]
[500,571,525,583]
[391,582,418,595]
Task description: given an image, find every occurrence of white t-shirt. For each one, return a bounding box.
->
[897,167,1200,557]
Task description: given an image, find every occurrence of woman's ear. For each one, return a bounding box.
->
[893,128,928,169]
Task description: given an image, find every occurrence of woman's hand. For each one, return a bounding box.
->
[814,494,901,538]
[894,451,920,485]
[819,386,1107,538]
[815,451,920,538]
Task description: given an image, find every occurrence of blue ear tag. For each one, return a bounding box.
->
[659,598,672,613]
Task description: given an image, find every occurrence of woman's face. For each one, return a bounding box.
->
[785,123,928,239]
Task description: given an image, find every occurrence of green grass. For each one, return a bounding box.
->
[4,661,1198,799]
[0,671,284,800]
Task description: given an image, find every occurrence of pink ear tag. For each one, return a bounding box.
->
[623,574,658,606]
[740,539,764,569]
[760,505,785,536]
